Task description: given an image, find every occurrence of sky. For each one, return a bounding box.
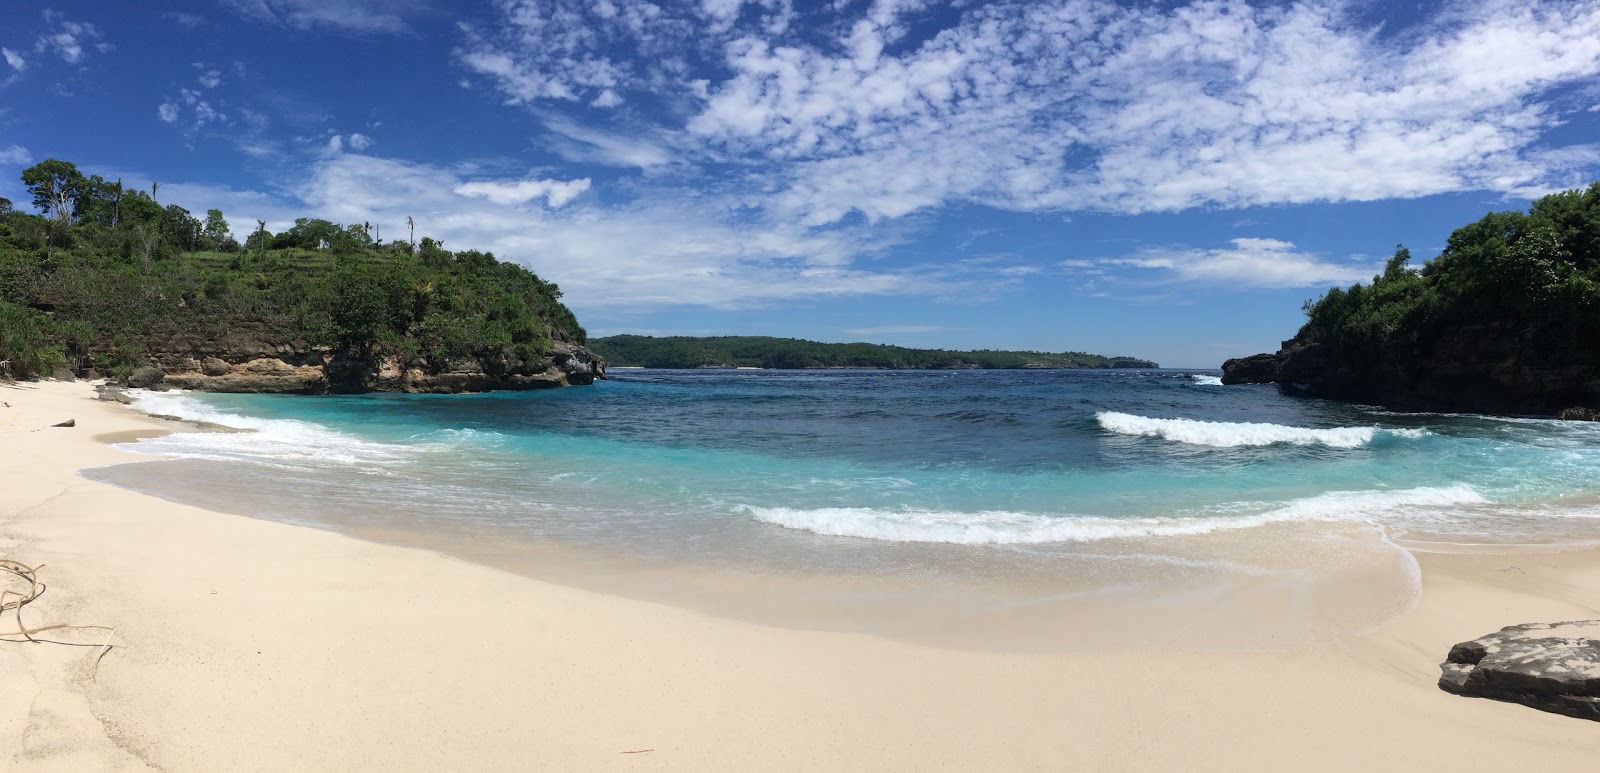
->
[2,1,1599,367]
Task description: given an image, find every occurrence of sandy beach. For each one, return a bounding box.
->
[3,379,1599,772]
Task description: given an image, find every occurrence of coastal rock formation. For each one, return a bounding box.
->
[1221,328,1600,416]
[1438,621,1600,721]
[1218,351,1282,385]
[108,324,603,394]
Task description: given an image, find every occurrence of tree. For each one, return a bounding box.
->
[1381,245,1413,283]
[248,220,269,259]
[202,209,231,249]
[164,204,201,252]
[21,159,87,222]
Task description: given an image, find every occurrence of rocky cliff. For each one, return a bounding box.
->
[1221,325,1600,417]
[108,323,603,394]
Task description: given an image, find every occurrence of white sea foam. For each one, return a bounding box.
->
[744,485,1488,545]
[1190,374,1224,385]
[1096,411,1427,448]
[122,390,418,468]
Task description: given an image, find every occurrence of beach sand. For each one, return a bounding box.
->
[2,379,1598,771]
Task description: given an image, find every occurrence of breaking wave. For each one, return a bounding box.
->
[1096,411,1427,448]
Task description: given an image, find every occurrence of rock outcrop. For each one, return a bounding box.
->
[106,324,603,394]
[1439,621,1600,721]
[1221,326,1600,417]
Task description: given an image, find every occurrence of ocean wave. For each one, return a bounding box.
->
[1096,411,1427,448]
[122,390,418,467]
[1190,374,1224,386]
[742,485,1487,545]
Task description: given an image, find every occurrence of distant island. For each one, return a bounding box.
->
[1222,182,1599,418]
[0,158,601,393]
[589,335,1157,370]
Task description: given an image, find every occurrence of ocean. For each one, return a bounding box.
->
[87,368,1600,648]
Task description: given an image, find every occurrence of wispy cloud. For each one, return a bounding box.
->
[842,324,948,336]
[455,0,1600,225]
[2,48,26,72]
[34,9,110,65]
[223,0,428,35]
[1077,238,1380,289]
[0,144,31,165]
[148,153,953,312]
[454,176,591,208]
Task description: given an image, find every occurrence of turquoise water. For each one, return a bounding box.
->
[92,368,1600,569]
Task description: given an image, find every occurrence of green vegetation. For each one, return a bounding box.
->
[0,158,585,381]
[590,335,1156,370]
[1298,183,1600,366]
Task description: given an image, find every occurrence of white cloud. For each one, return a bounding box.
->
[454,177,592,208]
[158,103,179,123]
[457,0,1600,225]
[223,0,427,34]
[149,153,951,312]
[195,63,223,89]
[1,48,25,71]
[166,12,205,30]
[542,116,674,168]
[324,135,344,154]
[34,10,106,65]
[347,132,373,150]
[0,144,31,165]
[1082,238,1381,289]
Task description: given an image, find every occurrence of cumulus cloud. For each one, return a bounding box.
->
[457,0,1600,225]
[1080,238,1381,289]
[1,48,25,71]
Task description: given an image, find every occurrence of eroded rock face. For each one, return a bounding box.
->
[1219,325,1600,417]
[127,366,166,389]
[120,329,604,395]
[1218,353,1280,385]
[1438,620,1600,721]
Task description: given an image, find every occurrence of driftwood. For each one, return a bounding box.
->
[0,559,115,680]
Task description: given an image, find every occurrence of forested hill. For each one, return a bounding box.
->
[0,158,602,392]
[1222,182,1600,417]
[590,335,1157,370]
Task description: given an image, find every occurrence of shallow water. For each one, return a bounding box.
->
[84,368,1600,648]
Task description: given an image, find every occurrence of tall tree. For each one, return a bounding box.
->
[202,209,230,249]
[20,159,86,222]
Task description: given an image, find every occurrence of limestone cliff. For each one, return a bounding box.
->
[110,324,603,394]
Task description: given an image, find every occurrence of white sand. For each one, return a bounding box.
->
[2,379,1598,771]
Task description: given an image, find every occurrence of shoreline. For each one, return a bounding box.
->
[4,380,1599,770]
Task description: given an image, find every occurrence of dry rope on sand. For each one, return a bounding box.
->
[1,558,116,680]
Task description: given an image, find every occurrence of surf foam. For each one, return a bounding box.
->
[1096,411,1426,448]
[1190,374,1224,385]
[122,390,418,468]
[743,485,1487,544]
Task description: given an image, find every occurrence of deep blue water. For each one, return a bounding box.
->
[95,369,1600,569]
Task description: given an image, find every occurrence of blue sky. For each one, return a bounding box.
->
[2,0,1599,367]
